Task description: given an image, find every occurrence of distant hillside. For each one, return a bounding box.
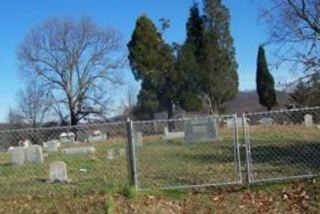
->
[226,90,289,114]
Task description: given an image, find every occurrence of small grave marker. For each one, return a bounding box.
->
[50,161,68,182]
[62,147,96,155]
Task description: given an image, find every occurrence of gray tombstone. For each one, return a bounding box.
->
[259,117,274,126]
[10,147,26,165]
[62,146,96,155]
[25,145,44,164]
[60,132,75,144]
[163,127,185,140]
[87,130,107,143]
[185,118,219,143]
[134,132,143,147]
[50,161,68,182]
[304,114,313,127]
[46,140,58,152]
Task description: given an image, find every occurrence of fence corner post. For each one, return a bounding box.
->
[126,118,138,190]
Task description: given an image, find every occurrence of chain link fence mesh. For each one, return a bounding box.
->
[132,115,242,190]
[244,107,320,184]
[0,122,129,198]
[1,107,320,197]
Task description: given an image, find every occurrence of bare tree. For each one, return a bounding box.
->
[6,108,26,129]
[18,17,124,125]
[15,81,49,128]
[260,0,320,77]
[119,85,138,118]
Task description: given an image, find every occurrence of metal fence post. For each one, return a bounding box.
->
[242,114,253,186]
[126,118,138,190]
[233,114,242,184]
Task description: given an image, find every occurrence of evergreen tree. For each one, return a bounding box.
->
[176,3,205,111]
[256,46,277,110]
[128,15,178,120]
[202,0,239,113]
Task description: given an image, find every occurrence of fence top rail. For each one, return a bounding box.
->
[244,106,320,117]
[132,114,236,124]
[0,121,126,134]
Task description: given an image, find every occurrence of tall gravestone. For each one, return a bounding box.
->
[185,118,219,143]
[10,147,26,165]
[25,145,44,164]
[304,114,313,127]
[50,161,68,182]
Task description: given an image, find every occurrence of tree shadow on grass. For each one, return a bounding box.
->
[251,140,320,172]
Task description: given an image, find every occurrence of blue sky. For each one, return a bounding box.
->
[0,0,284,122]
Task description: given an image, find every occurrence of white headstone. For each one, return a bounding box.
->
[62,146,96,155]
[50,161,68,182]
[60,132,75,144]
[10,147,26,165]
[304,114,313,127]
[25,145,44,163]
[46,140,58,152]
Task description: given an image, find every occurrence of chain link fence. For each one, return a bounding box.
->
[244,106,320,184]
[0,122,129,198]
[132,115,242,190]
[1,107,320,197]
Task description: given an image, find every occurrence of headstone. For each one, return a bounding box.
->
[25,145,44,164]
[134,132,143,147]
[259,117,274,126]
[10,147,26,165]
[87,130,107,143]
[107,149,115,160]
[62,146,96,155]
[60,132,75,144]
[46,140,58,152]
[304,114,313,127]
[50,161,68,182]
[163,131,185,140]
[185,118,219,143]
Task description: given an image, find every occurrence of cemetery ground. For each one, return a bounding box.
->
[0,124,319,212]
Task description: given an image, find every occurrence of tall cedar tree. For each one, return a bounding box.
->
[256,46,277,110]
[202,0,239,113]
[128,15,178,120]
[176,3,205,111]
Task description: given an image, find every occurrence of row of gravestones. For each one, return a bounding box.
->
[134,118,219,147]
